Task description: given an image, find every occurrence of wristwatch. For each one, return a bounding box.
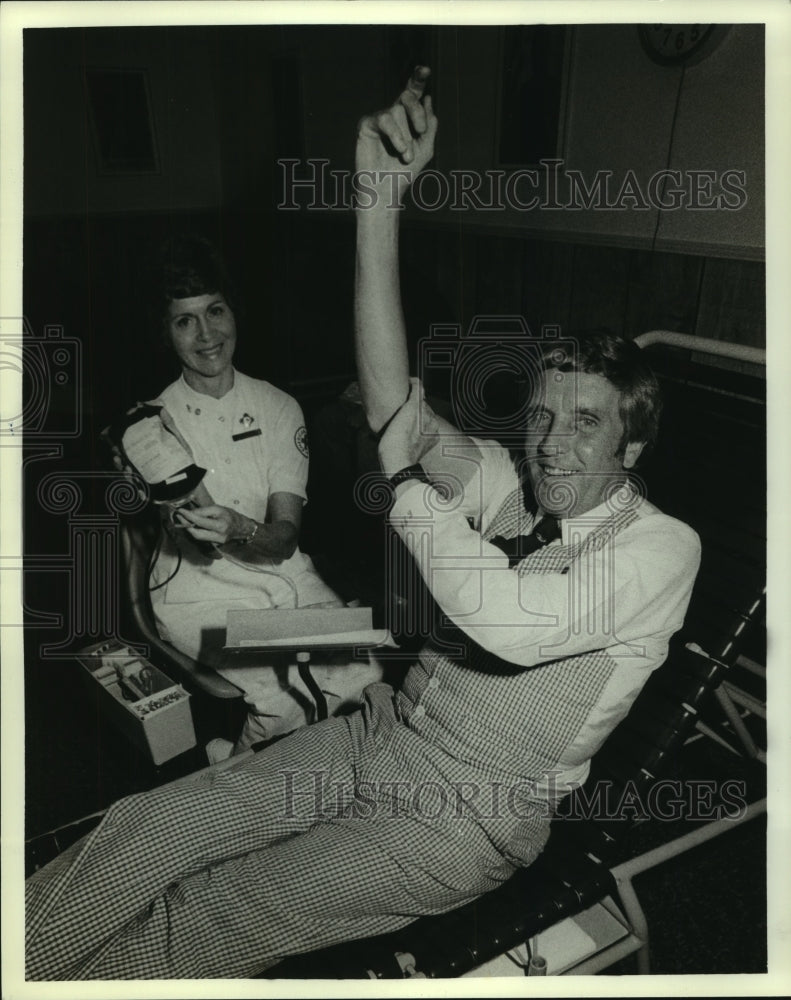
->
[388,464,430,490]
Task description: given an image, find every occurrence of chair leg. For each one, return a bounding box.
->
[611,875,651,975]
[693,718,741,755]
[609,799,766,974]
[713,685,762,760]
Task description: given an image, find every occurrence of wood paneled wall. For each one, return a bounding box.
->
[399,223,766,350]
[22,209,765,460]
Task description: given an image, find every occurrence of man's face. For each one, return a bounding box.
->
[166,293,236,386]
[524,369,644,518]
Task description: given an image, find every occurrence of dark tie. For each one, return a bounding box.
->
[489,514,561,567]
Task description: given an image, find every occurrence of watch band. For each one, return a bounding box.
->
[388,463,430,490]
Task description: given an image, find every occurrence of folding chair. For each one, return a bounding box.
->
[635,331,767,764]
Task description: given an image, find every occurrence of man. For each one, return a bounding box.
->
[25,70,700,980]
[353,65,701,810]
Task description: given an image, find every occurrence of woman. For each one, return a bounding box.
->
[138,235,382,753]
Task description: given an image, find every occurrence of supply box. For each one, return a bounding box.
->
[76,639,196,765]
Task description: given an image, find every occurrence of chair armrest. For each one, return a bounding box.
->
[120,515,243,700]
[137,628,243,700]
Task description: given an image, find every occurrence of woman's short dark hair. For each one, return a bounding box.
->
[538,329,663,455]
[150,235,238,333]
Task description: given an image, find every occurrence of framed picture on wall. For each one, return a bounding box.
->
[85,68,159,175]
[495,24,572,167]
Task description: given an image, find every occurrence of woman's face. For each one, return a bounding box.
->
[165,293,237,390]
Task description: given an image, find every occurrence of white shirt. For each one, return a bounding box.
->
[389,439,700,672]
[150,370,335,618]
[158,370,309,518]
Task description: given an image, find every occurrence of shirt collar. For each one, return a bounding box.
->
[177,369,237,406]
[538,481,643,545]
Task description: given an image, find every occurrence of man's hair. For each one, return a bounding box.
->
[538,329,662,455]
[150,235,238,332]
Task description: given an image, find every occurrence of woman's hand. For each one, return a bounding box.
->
[174,504,253,546]
[355,65,438,206]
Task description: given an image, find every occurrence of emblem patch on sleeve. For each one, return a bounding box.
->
[295,425,309,457]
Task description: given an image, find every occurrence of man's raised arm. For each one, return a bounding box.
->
[353,67,437,433]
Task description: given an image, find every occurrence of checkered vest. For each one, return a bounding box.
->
[403,484,645,782]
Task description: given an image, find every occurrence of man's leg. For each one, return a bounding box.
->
[57,784,519,979]
[25,713,358,981]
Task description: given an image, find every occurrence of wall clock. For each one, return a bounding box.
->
[638,24,730,66]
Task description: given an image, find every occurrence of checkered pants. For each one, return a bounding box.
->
[26,690,526,980]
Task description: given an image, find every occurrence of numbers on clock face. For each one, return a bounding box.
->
[639,24,719,65]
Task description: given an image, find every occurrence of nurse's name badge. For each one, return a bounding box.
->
[232,412,261,442]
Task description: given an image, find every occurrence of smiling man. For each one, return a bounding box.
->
[354,67,703,793]
[524,364,646,519]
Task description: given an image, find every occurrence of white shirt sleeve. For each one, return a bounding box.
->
[389,481,701,669]
[267,393,309,501]
[423,435,521,531]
